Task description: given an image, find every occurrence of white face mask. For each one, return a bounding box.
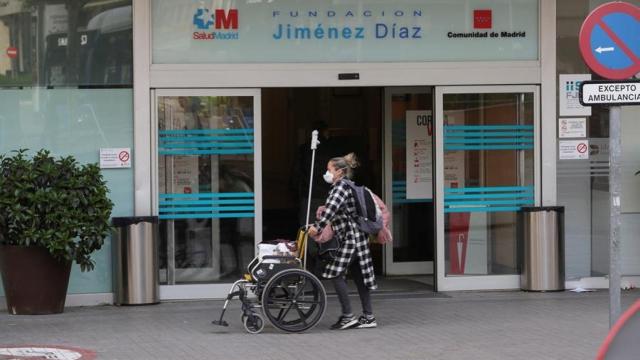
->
[323,171,334,184]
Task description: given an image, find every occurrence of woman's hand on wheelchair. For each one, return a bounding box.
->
[307,225,319,237]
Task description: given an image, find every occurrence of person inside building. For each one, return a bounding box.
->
[308,153,378,330]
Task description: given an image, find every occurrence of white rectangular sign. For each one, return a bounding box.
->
[444,151,465,189]
[152,0,539,64]
[99,148,131,168]
[559,117,587,138]
[559,140,589,160]
[580,81,640,105]
[560,74,591,116]
[173,156,199,194]
[406,110,433,199]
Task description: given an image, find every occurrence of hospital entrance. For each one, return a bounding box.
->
[154,85,536,298]
[261,87,436,286]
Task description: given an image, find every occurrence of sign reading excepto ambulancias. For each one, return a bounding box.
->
[579,80,640,106]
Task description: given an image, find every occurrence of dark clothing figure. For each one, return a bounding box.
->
[313,176,378,330]
[315,178,377,289]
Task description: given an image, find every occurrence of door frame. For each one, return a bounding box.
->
[151,88,262,300]
[383,86,435,276]
[434,85,541,291]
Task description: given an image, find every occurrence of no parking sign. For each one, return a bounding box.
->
[579,2,640,80]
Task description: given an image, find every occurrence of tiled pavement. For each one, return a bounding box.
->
[1,288,639,360]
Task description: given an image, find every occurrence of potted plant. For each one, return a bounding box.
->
[0,149,113,315]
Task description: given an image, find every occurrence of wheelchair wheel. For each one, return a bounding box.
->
[261,268,326,333]
[243,313,265,334]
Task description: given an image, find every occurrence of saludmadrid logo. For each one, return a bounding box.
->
[192,5,239,40]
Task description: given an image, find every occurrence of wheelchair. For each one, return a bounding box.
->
[212,229,326,334]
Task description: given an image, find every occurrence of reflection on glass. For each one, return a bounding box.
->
[0,0,132,87]
[556,1,612,280]
[0,88,134,293]
[391,93,434,263]
[157,95,255,284]
[443,93,534,276]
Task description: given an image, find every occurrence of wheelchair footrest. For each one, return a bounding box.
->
[211,320,229,327]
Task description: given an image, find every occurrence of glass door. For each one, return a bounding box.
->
[152,89,261,299]
[435,86,540,291]
[384,87,435,275]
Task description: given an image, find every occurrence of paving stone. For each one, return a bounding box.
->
[0,290,638,359]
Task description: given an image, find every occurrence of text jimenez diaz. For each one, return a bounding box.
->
[271,9,423,40]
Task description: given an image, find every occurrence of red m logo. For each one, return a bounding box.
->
[215,9,238,30]
[473,9,492,29]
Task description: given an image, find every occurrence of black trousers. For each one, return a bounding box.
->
[332,258,373,316]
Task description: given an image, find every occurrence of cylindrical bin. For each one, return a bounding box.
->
[519,206,565,291]
[112,216,159,305]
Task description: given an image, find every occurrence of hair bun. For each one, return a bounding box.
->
[343,153,360,169]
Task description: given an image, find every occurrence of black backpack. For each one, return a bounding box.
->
[343,179,383,235]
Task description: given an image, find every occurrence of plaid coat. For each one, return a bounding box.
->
[315,178,377,290]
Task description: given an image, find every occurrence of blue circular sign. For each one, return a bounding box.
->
[580,2,640,80]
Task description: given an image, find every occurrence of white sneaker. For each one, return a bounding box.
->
[355,315,377,329]
[330,315,358,330]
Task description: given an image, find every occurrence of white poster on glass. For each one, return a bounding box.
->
[559,140,590,160]
[173,156,199,194]
[99,148,131,169]
[559,117,587,138]
[466,212,488,275]
[406,110,433,199]
[444,151,465,189]
[559,74,592,117]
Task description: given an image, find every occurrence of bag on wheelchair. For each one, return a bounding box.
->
[318,237,340,261]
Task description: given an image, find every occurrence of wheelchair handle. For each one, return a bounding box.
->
[261,255,298,261]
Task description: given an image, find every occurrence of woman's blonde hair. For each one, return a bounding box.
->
[330,153,359,179]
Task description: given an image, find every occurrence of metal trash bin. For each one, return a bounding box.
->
[112,216,159,305]
[519,206,565,291]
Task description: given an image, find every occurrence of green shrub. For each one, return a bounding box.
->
[0,149,113,271]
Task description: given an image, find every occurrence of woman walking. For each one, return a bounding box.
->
[308,153,377,330]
